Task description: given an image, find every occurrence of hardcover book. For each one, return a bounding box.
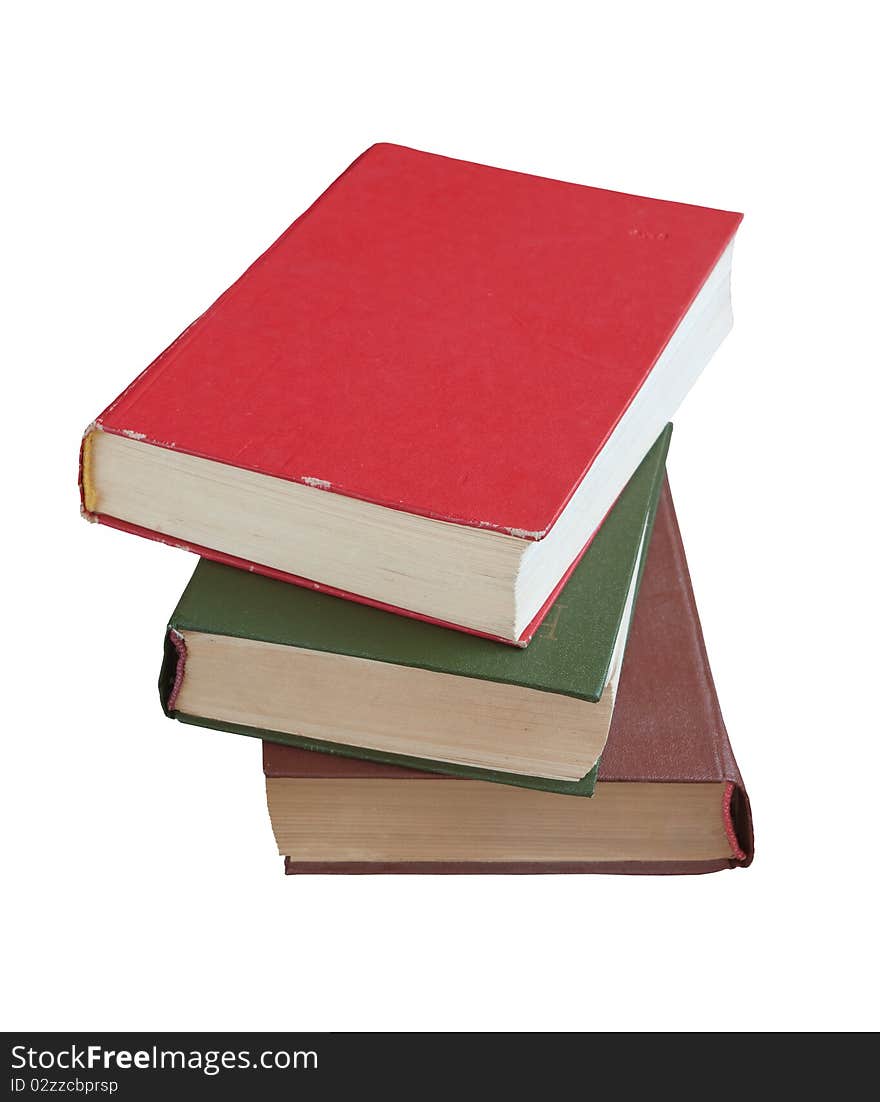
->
[265,481,754,874]
[160,429,670,796]
[81,142,741,644]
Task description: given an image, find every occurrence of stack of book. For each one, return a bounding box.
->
[81,143,753,874]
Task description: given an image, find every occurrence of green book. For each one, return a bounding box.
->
[160,427,671,796]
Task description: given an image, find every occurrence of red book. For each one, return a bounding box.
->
[81,143,741,644]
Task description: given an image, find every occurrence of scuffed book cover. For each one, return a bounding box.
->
[268,482,754,875]
[159,430,671,797]
[82,142,740,640]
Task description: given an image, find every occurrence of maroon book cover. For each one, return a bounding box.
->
[265,482,754,874]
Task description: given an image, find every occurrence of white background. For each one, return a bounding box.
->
[3,2,878,1032]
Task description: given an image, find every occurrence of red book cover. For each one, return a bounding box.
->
[81,143,741,641]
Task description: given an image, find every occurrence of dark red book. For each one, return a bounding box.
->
[81,143,741,644]
[264,482,754,875]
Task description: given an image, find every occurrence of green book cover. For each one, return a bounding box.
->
[160,426,671,796]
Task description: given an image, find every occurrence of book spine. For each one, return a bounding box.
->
[78,425,98,519]
[727,782,753,866]
[158,629,186,716]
